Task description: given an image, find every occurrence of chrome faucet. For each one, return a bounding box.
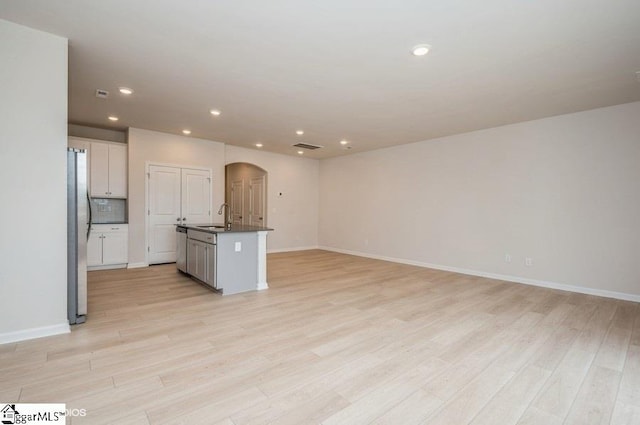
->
[218,203,232,229]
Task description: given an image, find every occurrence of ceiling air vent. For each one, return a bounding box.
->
[293,143,323,150]
[95,89,109,99]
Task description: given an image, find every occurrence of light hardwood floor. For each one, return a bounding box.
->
[2,250,639,424]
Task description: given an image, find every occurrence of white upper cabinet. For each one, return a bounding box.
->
[90,142,109,196]
[107,144,127,197]
[90,142,127,198]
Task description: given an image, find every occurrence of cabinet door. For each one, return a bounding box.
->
[87,232,103,266]
[204,243,217,288]
[187,240,206,282]
[187,239,197,276]
[187,239,203,280]
[102,231,128,265]
[90,143,110,197]
[195,241,207,282]
[108,144,127,198]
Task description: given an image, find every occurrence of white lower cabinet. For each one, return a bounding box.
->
[87,232,103,266]
[88,224,128,269]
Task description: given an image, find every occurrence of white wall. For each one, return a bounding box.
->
[127,128,226,266]
[225,146,319,252]
[68,123,126,143]
[0,20,69,342]
[319,102,640,299]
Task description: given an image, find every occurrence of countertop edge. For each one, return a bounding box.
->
[177,223,273,234]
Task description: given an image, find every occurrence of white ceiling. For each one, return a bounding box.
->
[2,0,639,158]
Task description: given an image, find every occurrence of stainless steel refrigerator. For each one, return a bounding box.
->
[67,148,88,324]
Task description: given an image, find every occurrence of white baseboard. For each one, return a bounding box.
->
[0,322,70,345]
[256,282,269,291]
[267,246,320,254]
[88,264,127,271]
[318,246,640,303]
[127,262,149,269]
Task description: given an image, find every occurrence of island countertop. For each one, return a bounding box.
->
[177,223,273,234]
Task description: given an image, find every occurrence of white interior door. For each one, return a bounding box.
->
[181,168,211,224]
[249,176,266,227]
[148,165,181,264]
[231,179,244,225]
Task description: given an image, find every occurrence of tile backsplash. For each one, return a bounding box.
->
[90,198,127,223]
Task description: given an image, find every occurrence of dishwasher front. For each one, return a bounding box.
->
[176,226,187,272]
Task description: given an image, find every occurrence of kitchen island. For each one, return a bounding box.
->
[176,223,273,295]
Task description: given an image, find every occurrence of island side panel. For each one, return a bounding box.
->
[216,232,259,295]
[256,231,269,290]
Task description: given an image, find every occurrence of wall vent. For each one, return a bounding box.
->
[293,143,323,150]
[95,89,109,98]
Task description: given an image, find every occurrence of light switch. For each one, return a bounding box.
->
[235,242,242,252]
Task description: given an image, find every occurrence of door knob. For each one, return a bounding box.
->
[176,218,181,222]
[182,217,186,221]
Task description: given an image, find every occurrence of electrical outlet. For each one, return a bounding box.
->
[505,254,512,263]
[234,242,242,252]
[525,257,533,266]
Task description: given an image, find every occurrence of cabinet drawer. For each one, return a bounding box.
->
[187,229,216,244]
[91,224,128,233]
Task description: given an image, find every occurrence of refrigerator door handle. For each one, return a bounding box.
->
[87,191,93,240]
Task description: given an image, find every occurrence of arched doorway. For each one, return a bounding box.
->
[225,163,268,226]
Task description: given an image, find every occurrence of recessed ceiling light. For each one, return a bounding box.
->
[297,150,304,155]
[411,44,431,56]
[182,129,191,135]
[255,143,263,148]
[210,109,221,116]
[108,116,119,121]
[340,140,348,145]
[296,130,304,135]
[118,87,133,95]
